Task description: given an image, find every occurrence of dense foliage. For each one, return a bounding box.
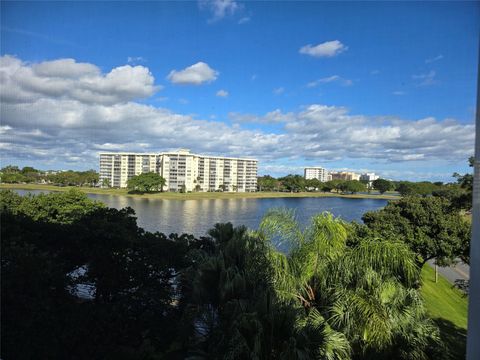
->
[258,175,369,194]
[1,189,453,359]
[127,172,166,193]
[0,165,99,186]
[361,196,471,266]
[372,178,393,194]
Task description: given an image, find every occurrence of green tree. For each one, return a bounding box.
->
[338,180,366,194]
[279,174,305,192]
[257,209,441,358]
[1,165,20,173]
[449,157,474,209]
[101,178,110,188]
[127,172,166,193]
[1,189,201,359]
[396,181,438,197]
[79,169,99,186]
[305,178,321,191]
[372,178,393,194]
[0,172,27,183]
[322,180,344,193]
[257,175,278,191]
[362,196,471,266]
[325,179,345,193]
[181,222,351,359]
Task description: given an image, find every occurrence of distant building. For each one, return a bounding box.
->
[304,167,329,182]
[329,171,360,181]
[99,149,258,192]
[360,173,379,188]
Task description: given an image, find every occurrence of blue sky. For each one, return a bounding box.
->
[1,1,478,181]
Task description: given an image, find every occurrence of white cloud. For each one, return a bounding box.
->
[425,55,443,64]
[1,55,474,181]
[273,87,285,95]
[167,62,219,85]
[370,70,380,75]
[216,89,229,97]
[412,70,437,86]
[393,91,406,96]
[299,40,348,58]
[0,55,159,105]
[229,109,296,124]
[307,75,353,88]
[199,0,241,22]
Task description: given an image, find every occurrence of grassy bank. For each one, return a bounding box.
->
[0,183,399,200]
[421,264,468,359]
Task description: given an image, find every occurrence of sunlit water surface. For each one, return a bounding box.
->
[14,190,388,236]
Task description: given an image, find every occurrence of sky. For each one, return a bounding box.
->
[0,1,478,181]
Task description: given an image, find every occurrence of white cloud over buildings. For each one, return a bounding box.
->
[0,55,474,180]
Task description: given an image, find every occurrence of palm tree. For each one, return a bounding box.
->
[158,176,166,192]
[256,209,441,358]
[180,222,351,360]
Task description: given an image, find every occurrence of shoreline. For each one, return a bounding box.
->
[0,183,399,201]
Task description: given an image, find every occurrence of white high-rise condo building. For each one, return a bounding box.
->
[304,167,329,182]
[360,173,379,187]
[99,149,258,192]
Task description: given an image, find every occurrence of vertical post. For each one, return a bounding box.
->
[466,50,480,360]
[435,262,438,283]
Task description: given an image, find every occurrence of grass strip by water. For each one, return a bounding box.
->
[0,183,399,200]
[421,264,468,359]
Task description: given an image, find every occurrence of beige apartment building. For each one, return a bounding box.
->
[99,149,258,192]
[329,171,360,181]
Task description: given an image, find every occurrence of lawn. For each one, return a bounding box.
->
[0,183,399,200]
[421,264,468,359]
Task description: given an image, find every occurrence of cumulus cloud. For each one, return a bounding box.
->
[199,0,241,22]
[307,75,353,87]
[1,55,474,181]
[167,62,219,85]
[299,40,347,58]
[0,55,159,105]
[216,89,229,97]
[229,109,296,124]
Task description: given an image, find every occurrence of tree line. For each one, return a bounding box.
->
[0,165,99,187]
[1,187,470,359]
[258,171,472,202]
[1,158,474,206]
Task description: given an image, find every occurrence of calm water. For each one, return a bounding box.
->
[13,189,388,236]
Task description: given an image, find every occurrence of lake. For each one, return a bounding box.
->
[14,190,389,236]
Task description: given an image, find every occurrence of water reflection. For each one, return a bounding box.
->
[13,190,388,236]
